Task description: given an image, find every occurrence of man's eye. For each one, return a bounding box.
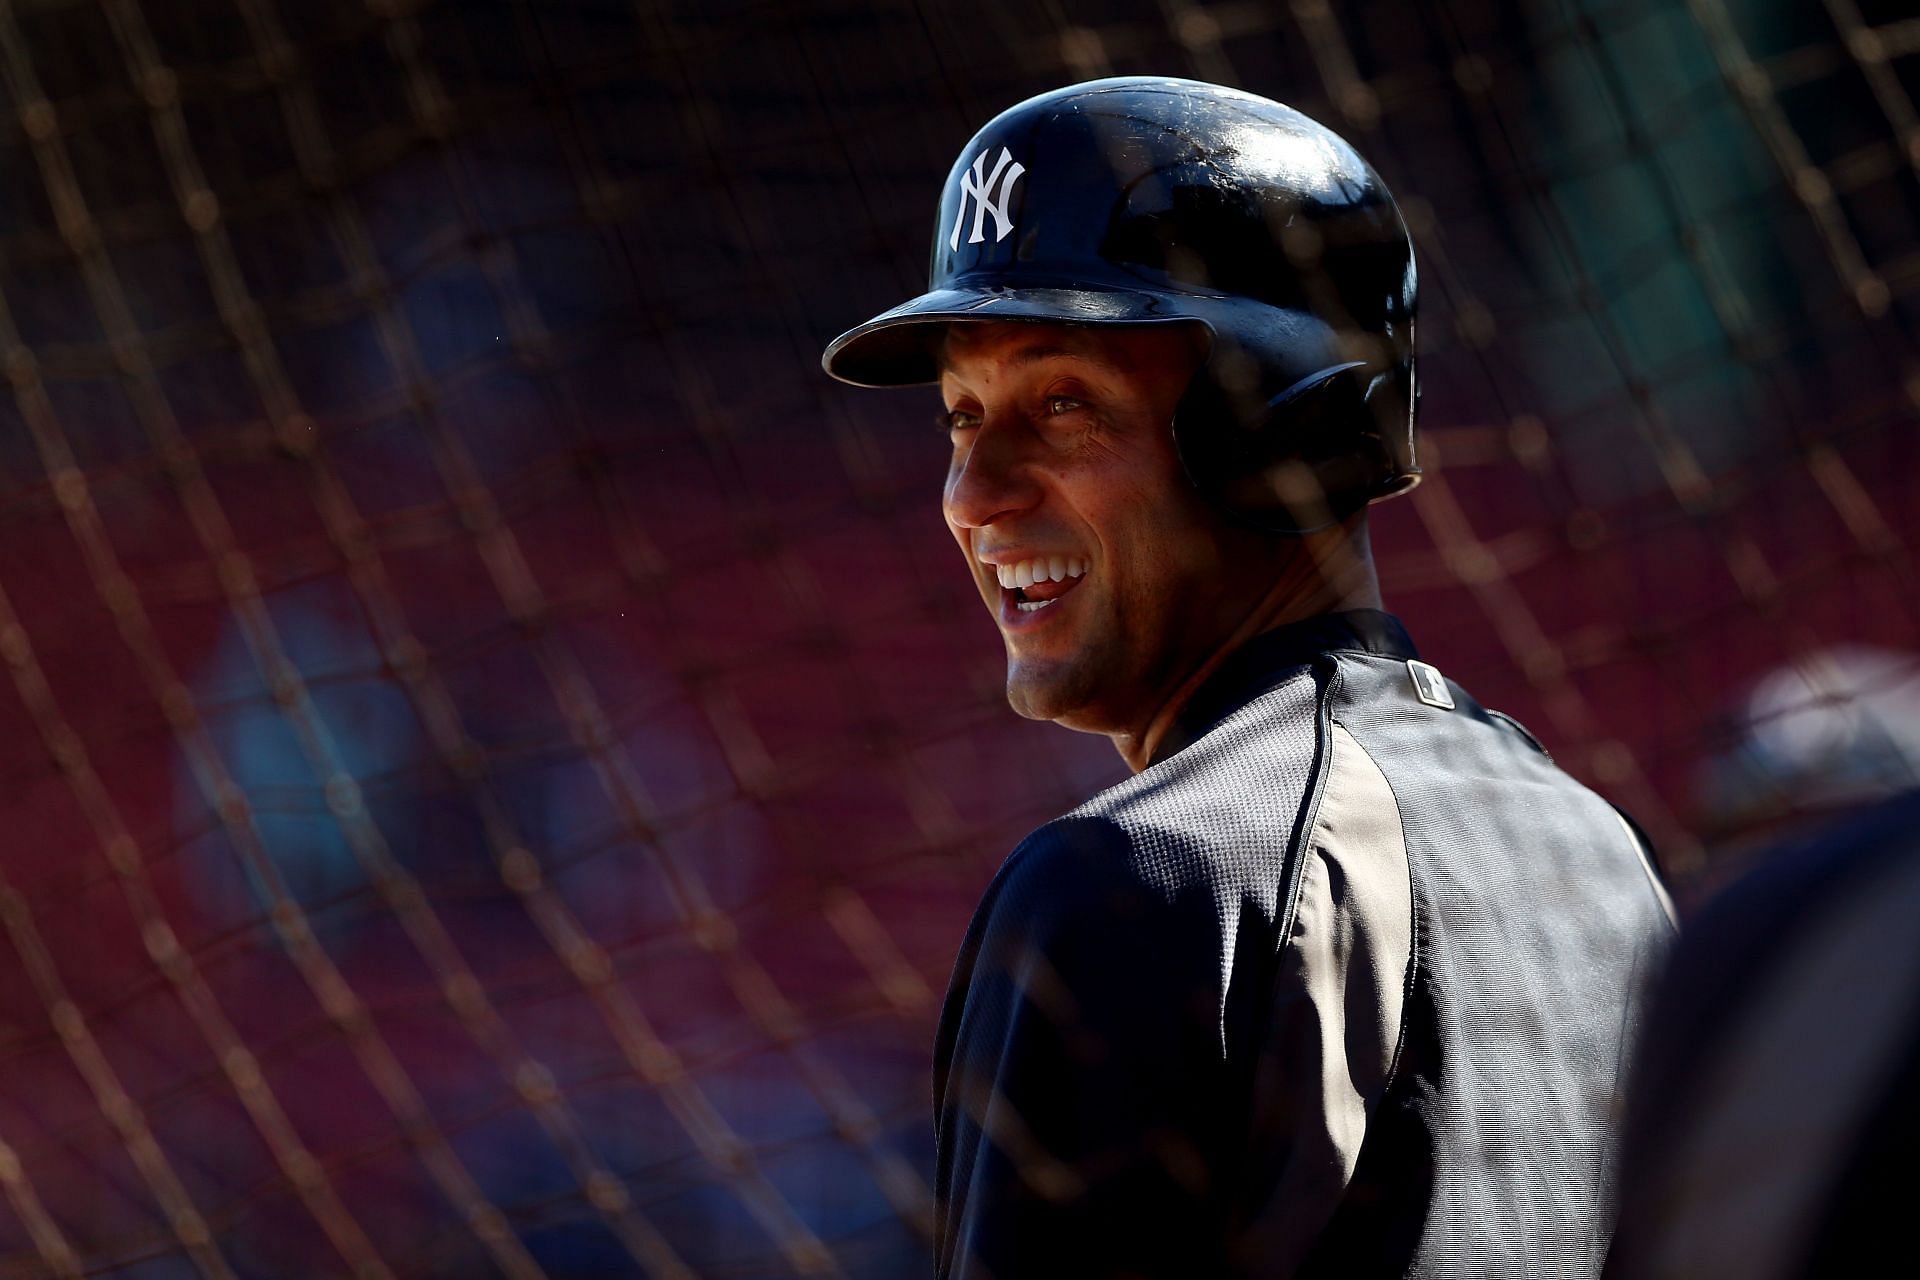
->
[1044,396,1084,417]
[939,409,981,434]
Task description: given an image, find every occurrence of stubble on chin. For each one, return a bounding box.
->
[1001,633,1123,729]
[1002,656,1057,722]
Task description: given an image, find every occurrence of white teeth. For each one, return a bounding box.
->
[1015,599,1055,613]
[983,556,1091,589]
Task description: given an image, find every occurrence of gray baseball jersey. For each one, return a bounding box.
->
[933,610,1676,1277]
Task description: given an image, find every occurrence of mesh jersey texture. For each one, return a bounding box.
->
[932,610,1676,1278]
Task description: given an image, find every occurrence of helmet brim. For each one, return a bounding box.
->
[820,281,1212,388]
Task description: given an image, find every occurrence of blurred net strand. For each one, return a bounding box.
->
[7,5,672,1274]
[0,1129,77,1279]
[417,0,945,1259]
[622,11,903,508]
[0,4,566,1277]
[1822,0,1920,287]
[1616,0,1905,806]
[1688,0,1893,319]
[515,0,959,1243]
[91,13,648,1259]
[627,7,994,1111]
[83,0,929,1270]
[1363,0,1909,862]
[20,580,984,1047]
[0,575,340,1280]
[132,0,846,1270]
[225,0,788,1271]
[1276,0,1708,856]
[1509,2,1915,801]
[0,170,424,1270]
[0,0,1910,1274]
[1655,0,1920,804]
[0,855,224,1280]
[603,0,982,870]
[0,20,361,1280]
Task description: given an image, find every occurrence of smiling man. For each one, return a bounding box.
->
[936,321,1380,770]
[824,78,1676,1279]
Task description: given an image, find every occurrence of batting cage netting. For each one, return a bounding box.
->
[0,0,1913,1275]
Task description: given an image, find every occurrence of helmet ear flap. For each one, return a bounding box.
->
[1174,360,1393,535]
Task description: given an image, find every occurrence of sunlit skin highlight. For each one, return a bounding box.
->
[939,320,1383,772]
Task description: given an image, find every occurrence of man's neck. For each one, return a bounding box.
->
[1112,521,1382,773]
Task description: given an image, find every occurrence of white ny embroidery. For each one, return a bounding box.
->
[949,147,1026,251]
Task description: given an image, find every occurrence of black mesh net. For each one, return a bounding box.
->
[0,0,1913,1275]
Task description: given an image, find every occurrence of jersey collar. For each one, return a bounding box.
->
[1151,609,1419,767]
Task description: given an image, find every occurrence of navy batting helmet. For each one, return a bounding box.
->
[821,76,1420,534]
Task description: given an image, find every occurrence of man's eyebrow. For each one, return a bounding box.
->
[1006,344,1076,364]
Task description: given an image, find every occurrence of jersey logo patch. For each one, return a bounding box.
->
[1407,659,1455,709]
[950,147,1026,251]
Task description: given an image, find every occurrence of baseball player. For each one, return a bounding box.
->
[823,77,1676,1278]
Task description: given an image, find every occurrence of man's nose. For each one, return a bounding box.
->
[943,415,1042,529]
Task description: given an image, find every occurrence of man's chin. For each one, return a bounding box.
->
[1003,658,1113,731]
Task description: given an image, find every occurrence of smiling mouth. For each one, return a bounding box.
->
[990,555,1088,614]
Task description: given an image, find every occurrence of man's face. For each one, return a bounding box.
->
[940,320,1283,735]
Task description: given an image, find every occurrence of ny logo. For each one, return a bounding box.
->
[949,147,1027,251]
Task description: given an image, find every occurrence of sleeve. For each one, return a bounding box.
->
[931,816,1239,1280]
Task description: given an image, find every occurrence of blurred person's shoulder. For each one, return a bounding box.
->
[1610,787,1920,1280]
[1635,787,1920,1070]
